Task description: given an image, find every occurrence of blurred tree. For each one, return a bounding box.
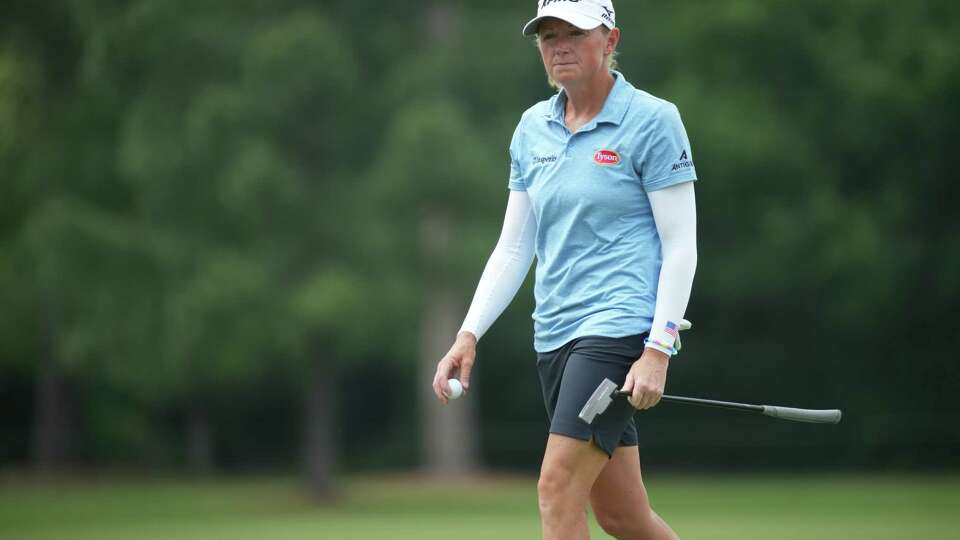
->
[19,201,163,470]
[365,2,520,474]
[0,1,159,470]
[2,0,377,485]
[101,1,371,490]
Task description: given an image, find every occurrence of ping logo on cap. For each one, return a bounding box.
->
[593,149,621,166]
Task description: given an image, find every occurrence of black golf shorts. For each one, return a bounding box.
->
[536,333,648,458]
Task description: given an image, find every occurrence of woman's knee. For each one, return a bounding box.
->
[594,507,641,539]
[538,462,596,519]
[594,506,677,540]
[537,464,574,509]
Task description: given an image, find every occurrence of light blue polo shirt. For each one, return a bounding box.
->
[508,71,697,352]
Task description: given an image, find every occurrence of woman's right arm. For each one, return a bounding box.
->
[459,190,537,341]
[432,190,537,402]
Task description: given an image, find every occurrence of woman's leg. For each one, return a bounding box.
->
[590,446,679,540]
[538,433,610,540]
[535,334,656,539]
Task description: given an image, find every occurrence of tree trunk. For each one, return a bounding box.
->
[304,358,337,500]
[31,354,73,473]
[426,3,455,39]
[419,212,480,477]
[186,402,214,475]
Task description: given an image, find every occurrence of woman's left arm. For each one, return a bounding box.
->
[646,180,698,354]
[621,181,697,409]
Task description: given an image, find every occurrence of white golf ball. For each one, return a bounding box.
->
[447,379,463,399]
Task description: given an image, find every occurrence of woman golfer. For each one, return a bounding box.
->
[433,1,695,538]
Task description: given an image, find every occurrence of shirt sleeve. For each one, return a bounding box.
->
[644,181,697,355]
[637,103,697,192]
[508,119,526,192]
[459,190,537,340]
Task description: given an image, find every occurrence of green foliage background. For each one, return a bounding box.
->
[1,0,958,472]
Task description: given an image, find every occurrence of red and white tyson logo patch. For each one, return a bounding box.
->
[593,149,621,166]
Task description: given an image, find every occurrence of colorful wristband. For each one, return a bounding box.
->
[644,337,676,356]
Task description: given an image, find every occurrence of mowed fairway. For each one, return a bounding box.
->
[1,474,957,539]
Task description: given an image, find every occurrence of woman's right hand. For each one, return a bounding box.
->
[432,331,478,404]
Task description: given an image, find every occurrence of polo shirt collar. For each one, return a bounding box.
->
[546,70,632,127]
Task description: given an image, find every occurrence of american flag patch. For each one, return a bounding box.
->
[665,321,679,338]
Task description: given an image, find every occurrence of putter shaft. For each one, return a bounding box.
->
[616,389,841,424]
[617,391,763,413]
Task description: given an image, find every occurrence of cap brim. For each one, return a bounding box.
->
[522,12,603,36]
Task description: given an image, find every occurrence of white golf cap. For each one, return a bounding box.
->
[522,0,616,36]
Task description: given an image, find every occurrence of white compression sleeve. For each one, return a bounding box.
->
[459,190,537,341]
[646,181,698,355]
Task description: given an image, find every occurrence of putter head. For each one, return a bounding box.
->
[578,378,620,425]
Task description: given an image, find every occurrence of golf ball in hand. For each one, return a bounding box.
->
[447,379,463,399]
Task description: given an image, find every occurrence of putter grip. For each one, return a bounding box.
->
[762,406,842,424]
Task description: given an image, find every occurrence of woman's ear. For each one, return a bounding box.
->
[606,28,620,55]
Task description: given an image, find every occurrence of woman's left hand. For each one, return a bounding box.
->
[621,348,670,410]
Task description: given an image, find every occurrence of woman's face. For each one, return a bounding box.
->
[537,18,618,87]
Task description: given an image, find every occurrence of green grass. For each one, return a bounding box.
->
[1,473,958,539]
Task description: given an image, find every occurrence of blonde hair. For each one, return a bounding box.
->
[536,26,619,90]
